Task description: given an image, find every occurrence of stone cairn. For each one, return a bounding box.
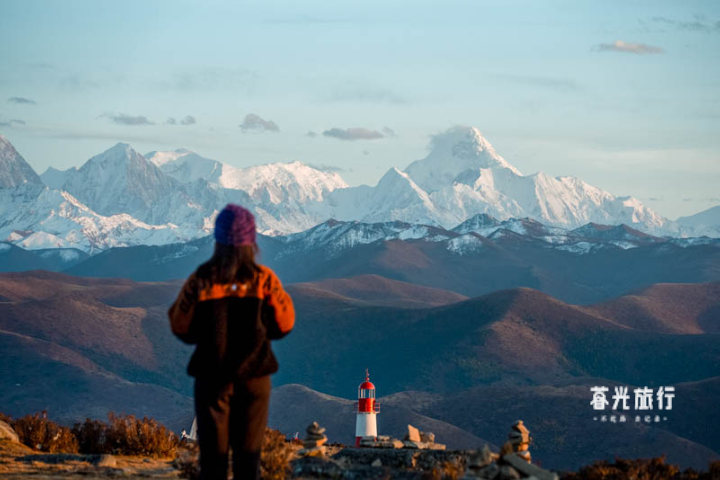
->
[461,421,558,480]
[298,422,327,457]
[507,420,531,463]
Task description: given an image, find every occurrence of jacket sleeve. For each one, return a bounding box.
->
[261,268,295,339]
[168,272,200,344]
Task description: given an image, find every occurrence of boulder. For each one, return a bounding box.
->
[420,431,435,443]
[501,454,559,480]
[0,420,19,443]
[92,454,117,468]
[405,424,421,442]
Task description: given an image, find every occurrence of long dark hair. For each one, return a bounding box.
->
[197,242,261,285]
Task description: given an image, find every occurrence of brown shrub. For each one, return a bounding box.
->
[72,418,108,454]
[261,428,294,480]
[104,413,178,457]
[10,411,78,453]
[560,456,720,480]
[0,412,12,424]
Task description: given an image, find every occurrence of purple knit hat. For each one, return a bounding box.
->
[214,204,257,246]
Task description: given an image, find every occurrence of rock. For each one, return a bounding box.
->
[392,439,404,449]
[92,454,117,468]
[420,431,435,443]
[298,446,327,457]
[405,424,421,442]
[403,440,420,449]
[426,443,446,451]
[300,422,328,457]
[501,454,558,480]
[377,435,391,441]
[500,465,521,479]
[477,462,500,480]
[0,420,19,443]
[303,437,327,448]
[371,458,382,467]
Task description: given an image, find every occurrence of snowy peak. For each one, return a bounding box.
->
[0,134,43,188]
[404,126,522,192]
[230,161,348,203]
[61,143,177,218]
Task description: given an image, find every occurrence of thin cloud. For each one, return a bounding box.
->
[382,126,397,138]
[307,162,347,173]
[180,115,196,125]
[101,113,155,126]
[650,15,720,34]
[171,68,258,91]
[240,113,279,133]
[0,119,26,127]
[7,97,36,105]
[329,84,408,105]
[323,127,384,141]
[595,40,664,55]
[492,73,579,92]
[166,117,177,125]
[306,131,318,138]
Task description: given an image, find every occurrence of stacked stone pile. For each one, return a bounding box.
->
[461,421,557,480]
[297,422,327,457]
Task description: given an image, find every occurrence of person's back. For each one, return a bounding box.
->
[168,204,294,480]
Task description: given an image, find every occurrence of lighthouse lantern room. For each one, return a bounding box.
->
[354,368,380,446]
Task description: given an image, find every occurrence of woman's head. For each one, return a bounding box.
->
[214,203,257,247]
[199,204,260,283]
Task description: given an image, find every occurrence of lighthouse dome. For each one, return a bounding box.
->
[359,380,375,390]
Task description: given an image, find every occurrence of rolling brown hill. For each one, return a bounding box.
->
[286,274,468,308]
[381,383,720,471]
[0,270,718,471]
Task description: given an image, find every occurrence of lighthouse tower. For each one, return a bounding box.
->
[354,368,380,447]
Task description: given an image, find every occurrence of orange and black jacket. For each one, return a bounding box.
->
[168,265,295,382]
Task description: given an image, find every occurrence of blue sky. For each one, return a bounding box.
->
[1,0,718,219]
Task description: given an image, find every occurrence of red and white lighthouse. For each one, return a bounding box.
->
[354,368,380,446]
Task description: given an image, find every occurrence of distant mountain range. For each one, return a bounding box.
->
[2,128,719,253]
[4,215,717,304]
[0,270,718,470]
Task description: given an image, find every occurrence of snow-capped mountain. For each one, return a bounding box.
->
[0,127,717,253]
[0,183,185,252]
[676,206,720,237]
[302,126,670,234]
[0,134,43,188]
[404,125,522,192]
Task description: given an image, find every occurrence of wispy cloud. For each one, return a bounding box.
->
[306,131,318,138]
[329,84,408,105]
[306,162,347,173]
[7,96,36,105]
[491,73,580,92]
[167,115,198,126]
[595,40,664,54]
[382,126,397,138]
[650,15,720,34]
[240,113,279,133]
[323,127,384,141]
[101,113,155,126]
[170,68,258,91]
[0,119,26,127]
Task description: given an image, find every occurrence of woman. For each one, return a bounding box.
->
[169,204,295,480]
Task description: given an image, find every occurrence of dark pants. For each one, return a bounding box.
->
[194,375,271,480]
